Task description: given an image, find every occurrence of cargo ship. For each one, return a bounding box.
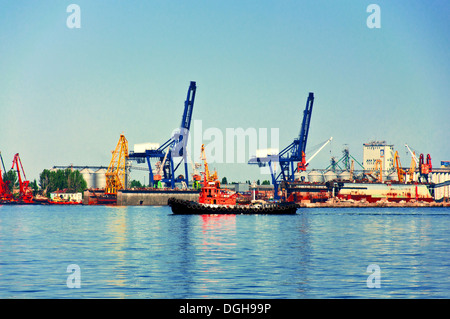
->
[334,182,434,203]
[284,180,434,203]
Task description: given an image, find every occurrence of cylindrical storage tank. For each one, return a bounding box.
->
[338,170,352,181]
[95,168,107,189]
[324,170,337,182]
[80,168,95,189]
[294,171,308,182]
[308,170,324,183]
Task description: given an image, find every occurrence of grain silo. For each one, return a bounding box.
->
[95,168,107,189]
[324,170,337,182]
[294,171,308,182]
[308,170,324,183]
[338,170,352,181]
[80,168,95,189]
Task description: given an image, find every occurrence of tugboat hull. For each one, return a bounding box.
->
[168,198,298,215]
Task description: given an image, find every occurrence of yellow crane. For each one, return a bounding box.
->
[200,144,217,182]
[394,151,406,183]
[105,134,129,195]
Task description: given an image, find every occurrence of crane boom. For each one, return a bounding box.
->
[201,144,217,182]
[304,137,333,167]
[180,81,197,132]
[105,134,129,195]
[0,152,12,201]
[405,144,419,165]
[290,92,314,171]
[394,151,406,183]
[300,93,314,152]
[11,153,33,203]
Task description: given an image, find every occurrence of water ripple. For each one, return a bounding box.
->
[0,205,449,298]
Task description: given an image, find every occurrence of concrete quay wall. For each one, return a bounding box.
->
[117,190,199,206]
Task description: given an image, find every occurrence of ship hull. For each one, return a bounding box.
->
[168,198,298,215]
[336,182,434,203]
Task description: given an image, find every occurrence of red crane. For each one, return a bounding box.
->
[419,153,432,183]
[0,152,13,202]
[11,153,33,203]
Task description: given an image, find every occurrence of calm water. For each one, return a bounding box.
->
[0,205,449,299]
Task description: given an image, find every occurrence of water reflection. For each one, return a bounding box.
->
[200,214,236,246]
[167,213,313,298]
[103,207,129,297]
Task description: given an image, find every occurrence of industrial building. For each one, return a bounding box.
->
[50,190,83,203]
[363,141,395,174]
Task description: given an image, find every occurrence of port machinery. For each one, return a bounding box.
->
[248,92,331,200]
[405,143,433,183]
[105,134,129,196]
[168,144,299,215]
[87,134,130,205]
[0,152,33,204]
[0,152,13,202]
[128,81,197,189]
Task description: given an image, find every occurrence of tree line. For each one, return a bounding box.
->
[221,177,271,185]
[39,169,87,196]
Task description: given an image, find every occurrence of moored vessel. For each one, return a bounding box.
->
[335,181,434,203]
[168,197,298,215]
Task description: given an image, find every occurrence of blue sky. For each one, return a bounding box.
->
[0,1,449,183]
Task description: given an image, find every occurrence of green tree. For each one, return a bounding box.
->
[3,170,17,192]
[262,180,271,185]
[130,180,143,188]
[221,177,228,184]
[30,179,39,195]
[39,169,52,196]
[53,169,69,190]
[68,170,87,193]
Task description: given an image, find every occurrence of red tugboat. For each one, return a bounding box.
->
[168,145,298,215]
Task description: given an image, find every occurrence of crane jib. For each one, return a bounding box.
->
[297,92,314,157]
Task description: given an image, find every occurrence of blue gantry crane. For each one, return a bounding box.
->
[248,92,315,200]
[129,81,197,189]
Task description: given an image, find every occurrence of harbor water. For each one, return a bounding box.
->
[0,205,449,299]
